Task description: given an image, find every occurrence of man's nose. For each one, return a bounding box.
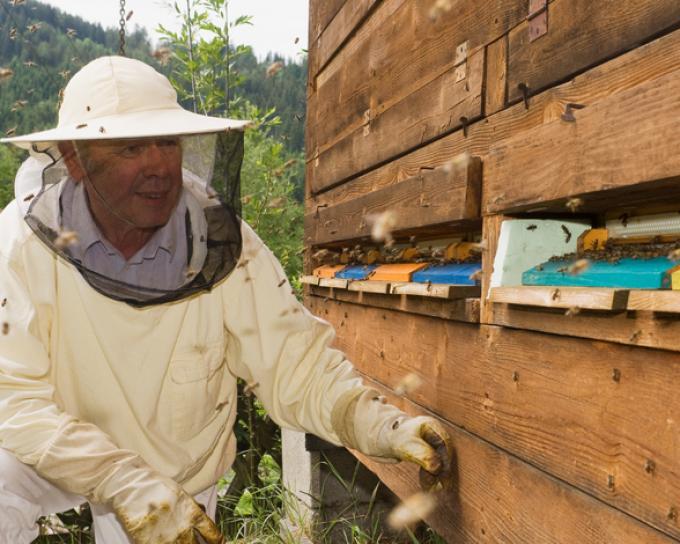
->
[141,144,170,176]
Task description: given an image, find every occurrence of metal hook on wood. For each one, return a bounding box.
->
[517,83,530,110]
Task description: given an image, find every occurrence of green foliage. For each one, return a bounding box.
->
[0,145,21,209]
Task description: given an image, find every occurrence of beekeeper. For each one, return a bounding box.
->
[0,56,451,544]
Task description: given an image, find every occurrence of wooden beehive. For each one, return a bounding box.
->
[304,1,680,541]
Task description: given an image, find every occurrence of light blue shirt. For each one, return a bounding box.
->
[60,180,189,290]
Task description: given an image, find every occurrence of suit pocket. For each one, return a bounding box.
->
[169,341,227,440]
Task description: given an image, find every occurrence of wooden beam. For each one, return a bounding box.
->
[308,0,529,193]
[628,291,680,313]
[489,286,630,311]
[352,377,679,544]
[313,0,380,77]
[305,286,480,323]
[491,304,680,353]
[485,36,508,115]
[305,157,482,245]
[485,66,680,214]
[305,26,680,212]
[507,0,680,102]
[390,282,480,300]
[348,280,391,294]
[304,297,680,539]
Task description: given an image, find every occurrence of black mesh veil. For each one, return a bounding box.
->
[24,131,244,307]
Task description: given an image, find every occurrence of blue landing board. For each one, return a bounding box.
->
[412,263,482,286]
[522,257,674,289]
[335,265,379,281]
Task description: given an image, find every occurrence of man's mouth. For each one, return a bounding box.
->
[137,191,168,201]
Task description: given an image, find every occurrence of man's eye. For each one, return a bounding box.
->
[158,139,179,148]
[120,145,143,156]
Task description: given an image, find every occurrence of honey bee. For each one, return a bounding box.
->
[266,61,284,78]
[567,258,590,275]
[395,373,424,396]
[565,306,581,317]
[388,492,437,530]
[54,230,79,250]
[565,197,584,212]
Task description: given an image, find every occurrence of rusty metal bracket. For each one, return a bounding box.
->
[528,0,548,42]
[561,103,586,122]
[454,41,468,82]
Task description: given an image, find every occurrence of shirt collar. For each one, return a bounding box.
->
[61,179,185,264]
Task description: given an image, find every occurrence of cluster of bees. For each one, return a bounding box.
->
[312,239,482,268]
[553,239,680,265]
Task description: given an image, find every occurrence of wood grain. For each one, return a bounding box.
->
[491,304,680,352]
[485,36,508,115]
[507,0,680,102]
[305,157,481,245]
[489,286,630,310]
[306,27,680,211]
[305,286,480,323]
[485,67,680,213]
[628,291,680,313]
[304,296,680,539]
[353,377,679,544]
[309,0,528,192]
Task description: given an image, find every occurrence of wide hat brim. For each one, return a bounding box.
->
[1,107,251,150]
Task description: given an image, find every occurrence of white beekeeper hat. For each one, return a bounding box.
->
[1,55,250,149]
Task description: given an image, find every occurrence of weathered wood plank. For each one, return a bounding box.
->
[309,0,346,45]
[312,49,485,193]
[347,280,391,294]
[306,27,680,211]
[489,286,630,311]
[491,304,680,352]
[304,297,680,539]
[485,36,508,115]
[390,282,480,300]
[628,291,680,313]
[353,377,679,544]
[305,156,481,245]
[309,0,528,192]
[314,0,380,76]
[480,214,504,324]
[318,278,349,289]
[507,0,680,103]
[485,66,680,214]
[306,286,480,323]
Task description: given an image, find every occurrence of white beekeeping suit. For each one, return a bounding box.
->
[0,56,451,544]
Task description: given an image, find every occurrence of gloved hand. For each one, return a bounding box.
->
[32,420,225,544]
[117,487,224,544]
[331,388,453,490]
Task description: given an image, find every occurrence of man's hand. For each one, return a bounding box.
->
[117,490,224,544]
[386,415,453,490]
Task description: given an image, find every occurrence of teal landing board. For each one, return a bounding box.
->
[522,257,675,289]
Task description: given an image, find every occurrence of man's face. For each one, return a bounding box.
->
[77,137,183,229]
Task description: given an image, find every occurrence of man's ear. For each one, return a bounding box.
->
[58,141,86,182]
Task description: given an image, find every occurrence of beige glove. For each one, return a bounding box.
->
[32,420,224,544]
[331,388,452,490]
[115,486,224,544]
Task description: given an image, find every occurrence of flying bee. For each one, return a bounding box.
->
[27,23,42,33]
[565,197,584,212]
[54,230,79,250]
[567,258,590,275]
[126,10,134,20]
[469,270,482,282]
[243,381,259,396]
[565,306,581,317]
[5,127,16,137]
[395,373,424,396]
[0,67,14,82]
[266,61,284,78]
[66,28,77,38]
[388,492,437,530]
